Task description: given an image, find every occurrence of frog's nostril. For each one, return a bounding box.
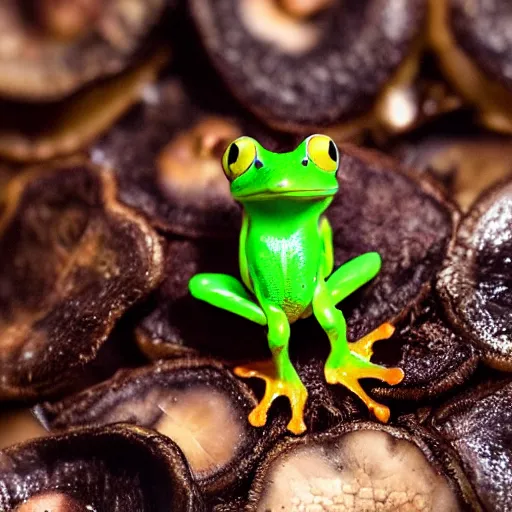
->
[275,179,290,189]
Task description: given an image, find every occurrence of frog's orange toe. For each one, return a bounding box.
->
[325,354,403,424]
[234,360,308,434]
[287,415,307,435]
[387,367,405,386]
[373,404,391,423]
[350,322,396,361]
[248,406,268,428]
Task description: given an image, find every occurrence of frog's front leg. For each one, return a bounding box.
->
[326,252,395,360]
[189,273,267,325]
[234,304,308,435]
[313,275,404,423]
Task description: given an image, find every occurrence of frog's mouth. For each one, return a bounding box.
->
[234,188,338,201]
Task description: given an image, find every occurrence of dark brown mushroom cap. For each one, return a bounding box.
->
[371,298,479,401]
[137,144,456,360]
[136,237,268,362]
[331,144,458,339]
[437,177,512,370]
[34,358,286,500]
[0,159,164,399]
[450,0,512,93]
[0,0,167,101]
[92,73,293,238]
[431,379,512,512]
[189,0,426,130]
[0,423,204,511]
[246,421,467,511]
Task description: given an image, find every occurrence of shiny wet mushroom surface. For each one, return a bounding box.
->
[431,379,512,512]
[437,177,512,370]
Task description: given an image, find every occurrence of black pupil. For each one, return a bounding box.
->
[227,143,239,166]
[328,141,337,162]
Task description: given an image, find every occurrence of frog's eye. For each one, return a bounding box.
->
[305,134,339,173]
[222,136,258,180]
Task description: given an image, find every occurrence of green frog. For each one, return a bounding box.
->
[189,135,403,434]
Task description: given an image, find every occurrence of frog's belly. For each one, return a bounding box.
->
[246,235,321,323]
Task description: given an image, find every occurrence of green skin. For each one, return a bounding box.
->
[189,136,400,433]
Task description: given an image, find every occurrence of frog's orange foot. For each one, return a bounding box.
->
[325,356,404,423]
[349,322,395,362]
[234,360,308,435]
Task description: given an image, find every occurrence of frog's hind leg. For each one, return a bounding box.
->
[189,273,267,326]
[190,274,308,434]
[234,305,308,435]
[313,281,404,423]
[326,252,395,361]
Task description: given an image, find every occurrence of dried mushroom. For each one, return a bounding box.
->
[0,408,48,450]
[137,144,456,363]
[0,159,164,399]
[190,0,427,135]
[0,423,204,511]
[396,134,512,212]
[0,48,169,163]
[0,0,167,100]
[371,298,479,401]
[92,72,291,237]
[328,144,457,339]
[429,0,512,133]
[136,237,267,361]
[437,177,512,370]
[245,421,468,511]
[34,358,285,501]
[432,379,512,512]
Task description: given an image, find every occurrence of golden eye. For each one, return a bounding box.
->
[306,134,339,172]
[222,136,258,180]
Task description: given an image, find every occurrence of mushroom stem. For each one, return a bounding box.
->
[276,0,333,19]
[36,0,103,40]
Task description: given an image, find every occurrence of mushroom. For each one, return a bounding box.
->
[437,177,512,370]
[0,0,167,100]
[92,73,291,237]
[0,48,169,162]
[429,0,512,133]
[432,379,512,512]
[0,159,164,399]
[246,421,469,511]
[190,0,427,136]
[34,359,286,502]
[0,424,204,511]
[371,298,479,402]
[395,134,512,212]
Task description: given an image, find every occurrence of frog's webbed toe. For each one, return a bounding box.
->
[325,354,404,423]
[235,360,308,435]
[349,322,395,361]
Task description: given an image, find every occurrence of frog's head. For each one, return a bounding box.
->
[222,135,339,202]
